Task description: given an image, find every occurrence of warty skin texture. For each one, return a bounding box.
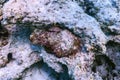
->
[30,27,81,58]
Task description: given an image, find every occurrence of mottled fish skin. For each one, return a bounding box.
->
[30,27,81,58]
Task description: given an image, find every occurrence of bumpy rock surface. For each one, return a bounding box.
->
[2,0,107,53]
[0,26,42,80]
[0,0,120,80]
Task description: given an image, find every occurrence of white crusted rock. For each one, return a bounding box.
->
[3,0,120,80]
[0,26,41,79]
[40,48,102,80]
[2,0,107,53]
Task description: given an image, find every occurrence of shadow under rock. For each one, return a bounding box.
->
[18,61,73,80]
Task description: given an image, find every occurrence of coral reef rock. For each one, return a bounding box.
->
[3,0,107,53]
[0,0,120,80]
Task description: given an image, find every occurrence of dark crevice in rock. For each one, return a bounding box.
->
[106,40,120,47]
[7,53,13,63]
[77,0,99,17]
[0,23,9,47]
[100,23,117,36]
[106,41,120,79]
[84,0,99,17]
[16,62,44,80]
[110,0,118,9]
[18,61,73,80]
[92,54,115,80]
[0,0,9,5]
[57,62,73,80]
[0,23,9,37]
